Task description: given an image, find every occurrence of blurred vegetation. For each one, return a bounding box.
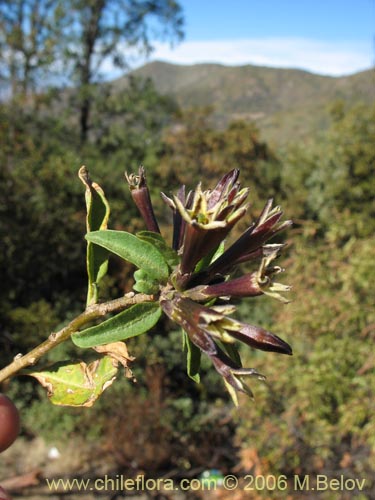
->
[0,4,374,496]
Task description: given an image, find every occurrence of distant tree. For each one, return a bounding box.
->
[0,0,63,99]
[63,0,184,144]
[92,75,179,160]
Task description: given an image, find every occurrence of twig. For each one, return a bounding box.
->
[0,469,41,490]
[0,293,155,384]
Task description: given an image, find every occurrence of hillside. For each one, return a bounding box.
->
[114,61,374,144]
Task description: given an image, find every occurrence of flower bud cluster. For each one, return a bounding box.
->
[126,167,292,403]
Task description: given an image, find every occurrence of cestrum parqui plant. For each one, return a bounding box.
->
[0,166,292,409]
[124,167,292,404]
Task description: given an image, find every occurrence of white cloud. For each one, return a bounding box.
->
[138,37,373,76]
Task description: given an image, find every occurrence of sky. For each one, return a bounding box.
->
[136,0,375,76]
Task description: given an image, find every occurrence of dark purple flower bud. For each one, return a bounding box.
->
[125,166,160,233]
[206,168,240,208]
[161,294,291,356]
[230,324,292,355]
[185,273,263,301]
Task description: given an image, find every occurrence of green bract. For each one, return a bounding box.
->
[85,230,170,282]
[72,302,162,348]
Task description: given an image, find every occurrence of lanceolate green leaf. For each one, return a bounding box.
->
[72,302,162,348]
[85,230,169,282]
[79,166,111,306]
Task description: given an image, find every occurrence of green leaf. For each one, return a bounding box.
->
[79,166,111,306]
[72,302,162,348]
[137,231,179,268]
[133,269,160,294]
[183,330,201,383]
[28,357,118,407]
[85,230,169,282]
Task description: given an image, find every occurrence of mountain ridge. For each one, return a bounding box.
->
[113,61,374,144]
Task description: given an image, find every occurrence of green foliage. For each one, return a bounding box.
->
[307,103,375,240]
[281,103,375,240]
[20,385,85,441]
[235,236,375,492]
[0,149,87,312]
[4,300,60,353]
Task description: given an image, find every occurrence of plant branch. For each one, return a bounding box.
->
[0,293,155,384]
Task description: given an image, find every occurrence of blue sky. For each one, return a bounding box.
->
[142,0,374,76]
